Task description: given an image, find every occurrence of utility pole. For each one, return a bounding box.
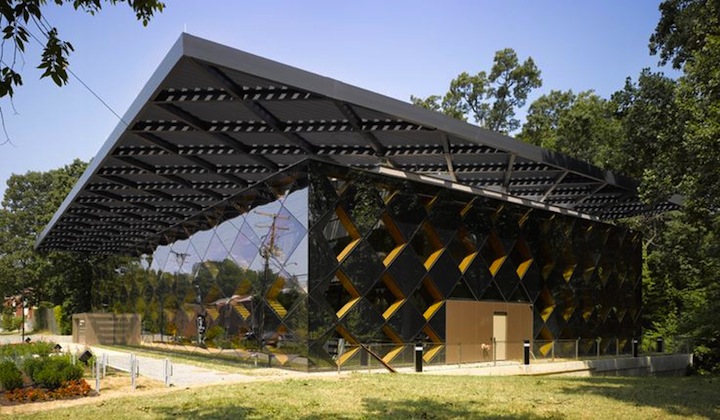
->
[254,210,288,348]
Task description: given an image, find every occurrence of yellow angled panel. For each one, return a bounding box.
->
[423,301,444,320]
[233,303,250,319]
[337,238,360,262]
[563,264,576,282]
[489,256,507,276]
[205,307,220,321]
[336,347,360,366]
[540,304,555,322]
[268,299,287,318]
[539,342,553,357]
[382,346,405,364]
[383,244,406,266]
[424,248,444,270]
[266,277,286,299]
[516,259,533,278]
[336,297,360,319]
[423,345,443,362]
[382,299,406,319]
[459,251,478,273]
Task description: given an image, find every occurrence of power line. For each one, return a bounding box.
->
[24,26,129,127]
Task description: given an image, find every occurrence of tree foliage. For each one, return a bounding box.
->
[518,90,624,170]
[0,0,164,98]
[517,0,720,371]
[0,160,126,331]
[411,48,541,133]
[649,0,720,69]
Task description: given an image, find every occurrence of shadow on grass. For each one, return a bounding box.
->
[558,375,719,419]
[145,395,560,419]
[144,403,257,419]
[354,396,558,420]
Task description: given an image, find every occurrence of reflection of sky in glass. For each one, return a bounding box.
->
[230,220,262,269]
[148,182,309,293]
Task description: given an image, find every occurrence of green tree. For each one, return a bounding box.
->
[411,48,542,133]
[519,90,624,170]
[0,159,126,332]
[649,0,720,69]
[0,159,87,298]
[611,69,681,179]
[0,0,164,98]
[517,89,576,150]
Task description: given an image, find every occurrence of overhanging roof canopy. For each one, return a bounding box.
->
[36,34,679,255]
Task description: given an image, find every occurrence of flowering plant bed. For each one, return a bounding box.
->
[1,379,94,405]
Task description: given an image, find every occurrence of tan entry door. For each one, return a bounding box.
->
[493,312,507,360]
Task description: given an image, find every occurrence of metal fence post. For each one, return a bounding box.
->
[575,338,580,360]
[95,358,100,393]
[551,340,555,361]
[493,338,497,366]
[130,354,137,390]
[102,353,107,378]
[596,338,601,358]
[164,358,172,387]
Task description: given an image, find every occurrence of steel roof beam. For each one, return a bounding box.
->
[195,60,317,154]
[501,153,516,192]
[151,102,280,171]
[539,171,569,203]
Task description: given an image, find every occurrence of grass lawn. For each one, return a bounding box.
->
[4,372,719,419]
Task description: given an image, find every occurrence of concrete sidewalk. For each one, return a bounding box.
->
[1,334,277,387]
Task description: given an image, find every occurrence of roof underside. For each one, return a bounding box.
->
[36,34,679,255]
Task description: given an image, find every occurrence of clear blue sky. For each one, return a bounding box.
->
[0,1,674,199]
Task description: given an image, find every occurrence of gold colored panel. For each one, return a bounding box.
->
[383,298,406,319]
[337,238,360,262]
[336,347,360,365]
[383,244,406,266]
[336,297,360,319]
[489,256,507,276]
[459,251,478,273]
[516,259,533,278]
[382,346,405,364]
[268,299,287,318]
[424,248,444,270]
[423,345,443,362]
[423,301,444,320]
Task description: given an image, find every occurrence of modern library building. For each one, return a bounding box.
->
[36,35,677,370]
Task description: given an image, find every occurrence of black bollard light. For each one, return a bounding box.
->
[414,341,423,372]
[523,340,530,365]
[632,338,639,357]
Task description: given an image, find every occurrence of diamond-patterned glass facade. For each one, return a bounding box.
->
[110,160,641,371]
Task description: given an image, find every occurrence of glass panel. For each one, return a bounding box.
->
[229,219,262,270]
[339,240,383,296]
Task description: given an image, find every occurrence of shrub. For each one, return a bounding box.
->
[54,305,72,335]
[22,357,43,380]
[1,312,22,331]
[24,356,83,390]
[0,360,23,390]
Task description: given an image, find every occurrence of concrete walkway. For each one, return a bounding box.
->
[2,334,692,383]
[1,334,293,387]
